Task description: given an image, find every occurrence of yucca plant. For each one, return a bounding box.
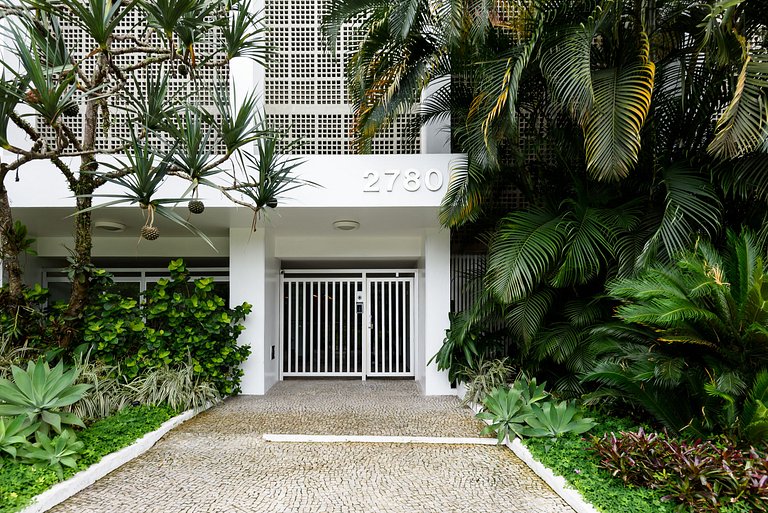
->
[0,360,90,435]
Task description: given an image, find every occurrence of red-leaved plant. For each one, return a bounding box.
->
[592,428,768,511]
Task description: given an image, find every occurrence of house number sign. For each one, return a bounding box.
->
[363,169,444,193]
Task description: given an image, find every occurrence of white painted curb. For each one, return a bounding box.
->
[19,406,207,513]
[469,402,600,513]
[263,433,499,445]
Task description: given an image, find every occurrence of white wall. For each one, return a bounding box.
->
[263,229,280,390]
[422,229,453,395]
[229,227,268,395]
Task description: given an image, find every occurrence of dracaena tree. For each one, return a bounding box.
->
[0,0,304,336]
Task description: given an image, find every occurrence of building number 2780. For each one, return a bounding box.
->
[363,169,444,193]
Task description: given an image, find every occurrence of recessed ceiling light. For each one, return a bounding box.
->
[94,221,126,233]
[332,220,360,231]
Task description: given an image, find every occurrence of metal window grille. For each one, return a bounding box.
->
[36,9,229,154]
[264,0,420,154]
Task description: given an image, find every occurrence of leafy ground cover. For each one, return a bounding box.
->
[521,410,756,513]
[0,405,173,513]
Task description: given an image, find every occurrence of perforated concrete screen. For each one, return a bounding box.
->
[264,0,420,154]
[37,9,229,153]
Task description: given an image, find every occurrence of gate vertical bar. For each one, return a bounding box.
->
[387,281,393,374]
[395,280,400,373]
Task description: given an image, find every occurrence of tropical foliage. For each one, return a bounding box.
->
[477,376,595,443]
[0,360,89,435]
[0,0,302,326]
[586,230,768,440]
[593,428,768,512]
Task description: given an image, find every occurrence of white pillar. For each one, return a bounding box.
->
[229,227,267,395]
[423,229,453,395]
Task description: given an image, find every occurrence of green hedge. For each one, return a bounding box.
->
[0,406,173,513]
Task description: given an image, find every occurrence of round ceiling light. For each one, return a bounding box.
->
[332,220,360,231]
[94,221,126,233]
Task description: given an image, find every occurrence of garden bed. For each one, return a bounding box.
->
[1,405,178,513]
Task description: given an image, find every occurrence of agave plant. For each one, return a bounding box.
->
[20,429,84,480]
[477,377,549,443]
[521,400,596,440]
[0,360,90,434]
[477,385,534,443]
[0,415,38,458]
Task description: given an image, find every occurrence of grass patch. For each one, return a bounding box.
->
[0,405,174,513]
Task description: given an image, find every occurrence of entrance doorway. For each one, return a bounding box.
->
[280,270,416,379]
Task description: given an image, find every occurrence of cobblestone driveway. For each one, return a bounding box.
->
[51,380,575,513]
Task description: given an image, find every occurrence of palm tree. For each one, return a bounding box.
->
[324,0,768,390]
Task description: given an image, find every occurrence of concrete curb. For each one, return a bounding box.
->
[263,433,499,445]
[19,406,206,513]
[467,401,600,513]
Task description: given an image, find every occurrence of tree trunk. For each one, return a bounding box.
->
[62,51,107,337]
[0,174,24,300]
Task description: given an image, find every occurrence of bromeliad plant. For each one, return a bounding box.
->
[0,360,90,435]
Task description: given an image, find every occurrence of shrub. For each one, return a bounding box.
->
[461,357,514,406]
[125,363,221,412]
[592,429,768,512]
[86,259,251,395]
[586,229,768,440]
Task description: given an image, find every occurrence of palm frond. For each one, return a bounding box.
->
[583,51,655,180]
[708,53,768,158]
[486,207,566,303]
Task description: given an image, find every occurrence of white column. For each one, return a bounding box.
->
[422,229,453,395]
[229,227,267,395]
[420,77,451,154]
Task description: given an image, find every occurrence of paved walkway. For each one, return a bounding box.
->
[51,381,575,513]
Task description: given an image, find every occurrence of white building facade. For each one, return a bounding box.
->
[2,1,459,395]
